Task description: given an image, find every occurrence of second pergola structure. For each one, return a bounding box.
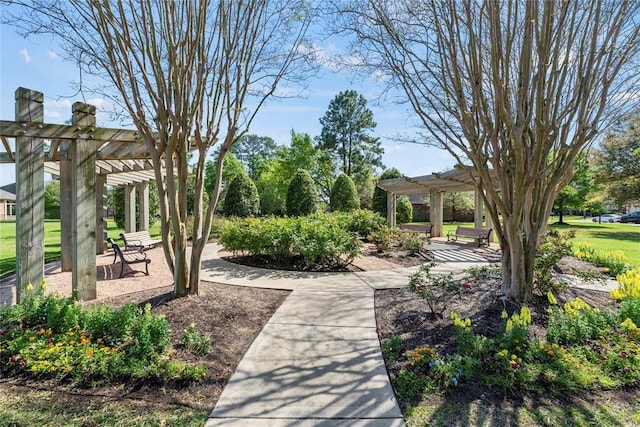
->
[0,88,167,302]
[377,167,498,240]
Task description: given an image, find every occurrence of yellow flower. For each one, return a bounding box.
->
[513,338,520,344]
[28,336,35,342]
[511,354,517,360]
[86,348,94,357]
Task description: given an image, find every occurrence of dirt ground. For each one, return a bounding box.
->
[2,241,636,420]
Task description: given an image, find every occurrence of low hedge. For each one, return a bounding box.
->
[219,213,362,268]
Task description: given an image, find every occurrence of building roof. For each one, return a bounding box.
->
[377,166,497,194]
[0,188,16,201]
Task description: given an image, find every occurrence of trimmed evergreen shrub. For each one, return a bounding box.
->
[286,169,319,216]
[397,195,413,224]
[223,173,260,217]
[330,173,360,212]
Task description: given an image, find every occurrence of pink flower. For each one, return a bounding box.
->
[272,241,277,246]
[462,283,472,290]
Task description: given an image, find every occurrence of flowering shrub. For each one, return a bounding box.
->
[219,213,361,268]
[546,297,609,344]
[0,284,206,384]
[611,267,640,301]
[574,242,630,276]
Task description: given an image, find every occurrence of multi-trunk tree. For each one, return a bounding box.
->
[5,0,315,297]
[340,0,640,302]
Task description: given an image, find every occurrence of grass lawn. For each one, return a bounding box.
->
[0,219,162,278]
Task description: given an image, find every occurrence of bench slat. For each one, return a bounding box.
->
[447,226,492,247]
[120,230,161,250]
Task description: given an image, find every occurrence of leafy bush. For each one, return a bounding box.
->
[179,324,212,356]
[381,335,403,363]
[0,284,205,384]
[330,173,360,212]
[341,209,387,237]
[396,195,413,224]
[618,297,640,326]
[286,169,319,216]
[219,213,361,268]
[369,226,400,252]
[223,173,260,217]
[534,229,575,294]
[408,263,462,317]
[399,231,425,254]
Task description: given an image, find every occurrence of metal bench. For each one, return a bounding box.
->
[400,224,433,243]
[107,237,150,278]
[120,230,161,250]
[447,226,493,247]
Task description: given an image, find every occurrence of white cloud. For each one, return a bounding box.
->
[20,48,31,63]
[47,50,59,60]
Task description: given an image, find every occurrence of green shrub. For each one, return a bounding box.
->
[179,324,212,356]
[342,209,387,237]
[400,231,424,254]
[408,263,461,316]
[219,214,361,268]
[534,228,575,294]
[286,169,319,216]
[617,297,640,326]
[369,226,399,252]
[330,173,360,212]
[381,335,403,363]
[396,195,413,224]
[223,173,260,217]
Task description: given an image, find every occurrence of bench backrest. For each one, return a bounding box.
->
[121,231,153,243]
[455,226,492,238]
[400,224,433,234]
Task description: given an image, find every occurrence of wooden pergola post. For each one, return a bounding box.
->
[71,102,97,301]
[96,173,107,254]
[386,191,396,227]
[15,88,44,303]
[474,188,484,228]
[430,189,443,237]
[138,181,150,231]
[124,184,136,233]
[60,142,72,271]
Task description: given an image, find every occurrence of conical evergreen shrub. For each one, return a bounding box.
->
[330,173,360,212]
[223,173,260,217]
[286,169,319,216]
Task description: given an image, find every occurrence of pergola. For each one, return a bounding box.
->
[377,166,499,238]
[0,88,170,302]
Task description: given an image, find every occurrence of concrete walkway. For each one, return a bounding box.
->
[201,244,495,427]
[200,242,619,426]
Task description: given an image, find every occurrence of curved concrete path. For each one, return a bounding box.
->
[200,243,490,427]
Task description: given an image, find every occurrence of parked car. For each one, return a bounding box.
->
[592,214,622,223]
[620,211,640,224]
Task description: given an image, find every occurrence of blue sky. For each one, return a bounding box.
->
[0,22,455,187]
